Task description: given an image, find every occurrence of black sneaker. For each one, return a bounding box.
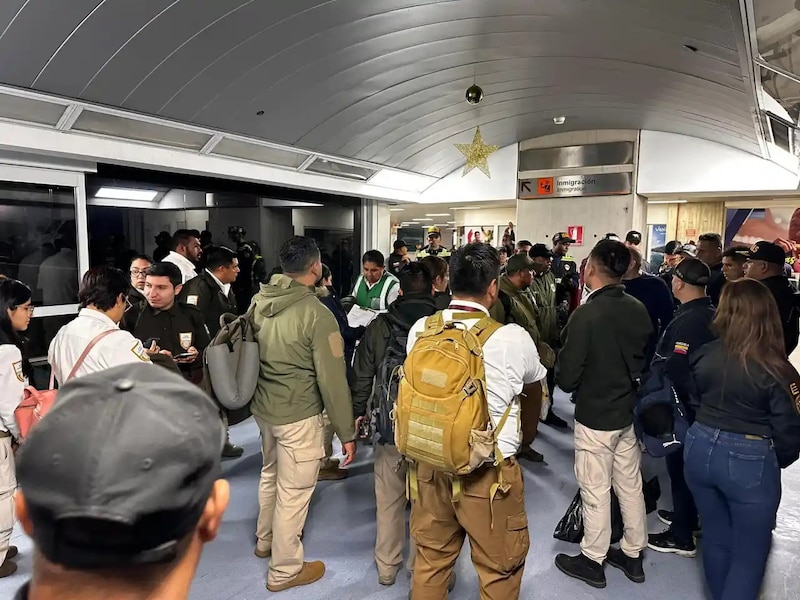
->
[221,443,244,459]
[555,553,606,589]
[541,410,569,429]
[657,510,701,535]
[517,446,544,462]
[605,548,645,583]
[648,530,697,558]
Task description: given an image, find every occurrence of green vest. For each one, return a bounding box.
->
[353,272,398,310]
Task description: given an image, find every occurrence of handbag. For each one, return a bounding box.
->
[14,329,116,440]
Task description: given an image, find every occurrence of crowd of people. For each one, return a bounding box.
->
[0,224,798,600]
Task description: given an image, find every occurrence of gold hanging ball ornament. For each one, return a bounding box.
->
[455,127,499,178]
[465,84,484,105]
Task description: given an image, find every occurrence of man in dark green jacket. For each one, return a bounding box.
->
[555,240,653,590]
[351,263,437,587]
[178,246,239,337]
[250,236,356,593]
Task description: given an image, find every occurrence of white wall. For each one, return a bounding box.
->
[638,131,799,195]
[454,206,516,228]
[646,204,670,225]
[418,143,518,204]
[292,206,354,235]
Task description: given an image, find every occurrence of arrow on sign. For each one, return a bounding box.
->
[520,181,531,193]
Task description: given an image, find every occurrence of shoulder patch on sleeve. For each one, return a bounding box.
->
[12,360,24,382]
[790,381,800,415]
[131,340,151,362]
[673,342,689,355]
[328,331,344,359]
[186,294,199,306]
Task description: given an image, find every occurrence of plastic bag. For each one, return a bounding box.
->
[553,490,583,543]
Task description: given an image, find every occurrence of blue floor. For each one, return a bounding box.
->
[2,389,799,599]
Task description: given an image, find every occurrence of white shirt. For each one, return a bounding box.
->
[206,269,231,296]
[0,345,25,439]
[48,309,151,385]
[407,300,547,458]
[163,251,198,284]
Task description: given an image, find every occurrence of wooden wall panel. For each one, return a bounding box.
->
[675,201,725,241]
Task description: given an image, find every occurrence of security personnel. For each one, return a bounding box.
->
[551,232,579,316]
[352,250,400,311]
[647,258,716,558]
[416,230,451,260]
[179,246,239,337]
[131,262,210,386]
[228,226,267,313]
[123,254,152,331]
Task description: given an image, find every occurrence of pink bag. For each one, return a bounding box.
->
[14,330,116,440]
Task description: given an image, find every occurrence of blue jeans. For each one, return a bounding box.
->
[683,423,781,600]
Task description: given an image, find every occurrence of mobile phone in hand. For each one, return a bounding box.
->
[174,352,195,360]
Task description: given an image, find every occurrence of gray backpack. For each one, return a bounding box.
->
[371,317,408,444]
[203,308,260,425]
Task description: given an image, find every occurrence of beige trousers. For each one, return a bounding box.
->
[374,444,416,577]
[574,422,647,563]
[255,413,325,586]
[0,437,15,565]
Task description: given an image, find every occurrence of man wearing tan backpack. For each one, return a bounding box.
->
[397,243,547,600]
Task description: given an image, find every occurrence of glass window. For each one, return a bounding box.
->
[0,182,77,306]
[26,314,75,361]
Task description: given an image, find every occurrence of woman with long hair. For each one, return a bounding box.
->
[0,279,33,578]
[685,278,800,600]
[419,255,450,310]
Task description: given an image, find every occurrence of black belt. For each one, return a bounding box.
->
[0,430,11,439]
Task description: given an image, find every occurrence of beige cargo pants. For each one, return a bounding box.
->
[374,443,416,578]
[0,437,15,565]
[255,413,325,587]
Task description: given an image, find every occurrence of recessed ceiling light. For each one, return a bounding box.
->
[256,110,265,116]
[412,218,433,221]
[447,221,456,224]
[426,213,451,217]
[389,207,405,212]
[648,200,688,204]
[450,206,483,210]
[95,187,158,201]
[553,116,566,125]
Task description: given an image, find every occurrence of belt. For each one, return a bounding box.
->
[0,431,10,439]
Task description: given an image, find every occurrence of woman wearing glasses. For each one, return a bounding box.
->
[685,278,800,600]
[0,279,34,578]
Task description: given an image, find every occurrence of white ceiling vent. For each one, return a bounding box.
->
[0,92,66,126]
[211,137,310,168]
[71,110,213,151]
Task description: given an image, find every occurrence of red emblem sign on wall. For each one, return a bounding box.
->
[567,226,584,246]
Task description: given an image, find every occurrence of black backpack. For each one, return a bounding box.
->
[371,316,408,444]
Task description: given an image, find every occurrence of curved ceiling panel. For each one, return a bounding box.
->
[0,0,758,176]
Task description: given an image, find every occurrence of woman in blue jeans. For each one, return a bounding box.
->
[685,278,800,600]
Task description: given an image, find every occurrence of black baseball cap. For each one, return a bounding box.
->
[16,363,224,570]
[529,243,554,259]
[673,257,711,287]
[604,232,621,241]
[626,230,642,245]
[664,240,683,255]
[553,232,576,244]
[739,241,786,266]
[393,239,407,251]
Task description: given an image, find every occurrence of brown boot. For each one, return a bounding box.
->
[254,544,271,559]
[5,546,17,560]
[267,561,325,592]
[317,465,347,481]
[0,559,18,578]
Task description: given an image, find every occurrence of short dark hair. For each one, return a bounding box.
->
[79,267,130,311]
[589,240,630,280]
[419,255,448,282]
[320,263,332,282]
[171,229,199,251]
[362,250,385,268]
[146,262,183,288]
[204,246,237,272]
[498,247,508,257]
[129,254,152,266]
[398,262,433,296]
[722,246,748,263]
[698,233,722,248]
[517,239,533,248]
[449,243,500,298]
[279,236,320,274]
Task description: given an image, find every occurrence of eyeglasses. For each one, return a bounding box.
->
[17,305,34,315]
[130,268,148,277]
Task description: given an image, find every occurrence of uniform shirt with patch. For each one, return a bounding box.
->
[0,344,25,439]
[48,309,152,385]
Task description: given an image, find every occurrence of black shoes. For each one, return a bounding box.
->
[648,530,698,558]
[658,510,701,535]
[555,553,606,589]
[541,410,570,429]
[221,442,244,459]
[605,548,645,583]
[517,446,544,463]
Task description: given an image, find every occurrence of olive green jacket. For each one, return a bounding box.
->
[490,275,555,368]
[250,274,355,442]
[530,270,559,346]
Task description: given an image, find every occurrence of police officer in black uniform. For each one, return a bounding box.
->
[551,232,579,324]
[131,262,210,387]
[228,226,267,313]
[179,246,239,337]
[647,258,716,558]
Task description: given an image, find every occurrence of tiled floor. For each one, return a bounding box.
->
[2,390,798,599]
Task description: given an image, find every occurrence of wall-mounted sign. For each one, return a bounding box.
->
[685,228,697,238]
[567,226,584,246]
[518,172,632,199]
[519,141,634,171]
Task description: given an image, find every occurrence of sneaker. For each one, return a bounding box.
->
[378,571,398,586]
[554,553,606,589]
[221,443,244,459]
[605,548,645,583]
[657,509,674,527]
[0,559,17,579]
[648,530,697,558]
[317,465,348,481]
[517,446,544,463]
[267,561,326,592]
[541,410,569,429]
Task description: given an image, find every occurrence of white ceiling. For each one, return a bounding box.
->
[0,0,761,177]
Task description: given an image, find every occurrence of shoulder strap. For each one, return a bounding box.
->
[499,290,513,324]
[65,329,118,382]
[470,315,503,344]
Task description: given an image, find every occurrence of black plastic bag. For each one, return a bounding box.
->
[554,475,661,544]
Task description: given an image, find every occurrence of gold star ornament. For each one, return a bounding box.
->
[455,127,499,178]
